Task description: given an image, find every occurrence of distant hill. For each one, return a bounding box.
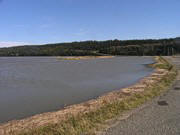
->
[0,38,180,56]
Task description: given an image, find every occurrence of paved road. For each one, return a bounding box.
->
[102,56,180,135]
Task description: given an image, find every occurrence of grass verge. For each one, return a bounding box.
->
[13,57,177,135]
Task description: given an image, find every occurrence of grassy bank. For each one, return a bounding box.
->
[12,56,176,135]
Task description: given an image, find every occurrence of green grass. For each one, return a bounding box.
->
[18,57,177,135]
[152,56,173,70]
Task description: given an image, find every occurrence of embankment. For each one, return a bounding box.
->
[0,56,177,135]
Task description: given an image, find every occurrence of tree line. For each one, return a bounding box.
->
[0,38,180,56]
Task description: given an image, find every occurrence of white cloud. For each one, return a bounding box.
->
[40,24,51,28]
[74,28,89,36]
[0,41,29,48]
[15,24,26,28]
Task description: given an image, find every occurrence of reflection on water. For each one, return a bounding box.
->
[0,56,154,123]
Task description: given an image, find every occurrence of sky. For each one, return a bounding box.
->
[0,0,180,47]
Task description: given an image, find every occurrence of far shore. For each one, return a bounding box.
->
[57,56,114,60]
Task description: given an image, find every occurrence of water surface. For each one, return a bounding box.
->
[0,56,154,123]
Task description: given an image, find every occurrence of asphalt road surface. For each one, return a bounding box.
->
[102,56,180,135]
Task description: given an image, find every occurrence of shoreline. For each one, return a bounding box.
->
[57,56,114,60]
[0,56,177,135]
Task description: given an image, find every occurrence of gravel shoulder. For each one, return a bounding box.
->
[102,56,180,135]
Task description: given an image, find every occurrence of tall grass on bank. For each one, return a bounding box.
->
[18,57,177,135]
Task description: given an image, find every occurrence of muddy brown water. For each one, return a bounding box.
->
[0,56,154,123]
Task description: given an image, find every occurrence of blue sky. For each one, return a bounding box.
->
[0,0,179,47]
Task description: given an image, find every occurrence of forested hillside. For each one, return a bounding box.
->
[0,38,180,56]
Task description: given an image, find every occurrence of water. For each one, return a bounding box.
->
[0,56,154,123]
